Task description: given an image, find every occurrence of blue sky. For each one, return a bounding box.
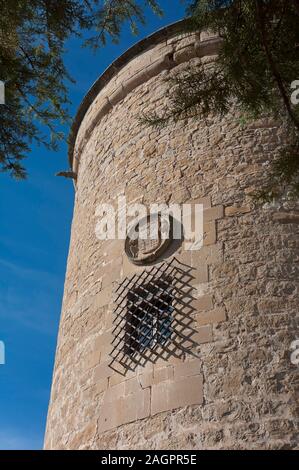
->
[0,1,186,450]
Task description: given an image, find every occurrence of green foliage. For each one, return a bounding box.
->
[143,0,299,200]
[254,142,299,202]
[0,0,162,178]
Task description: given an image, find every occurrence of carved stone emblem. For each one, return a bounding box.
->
[125,214,173,265]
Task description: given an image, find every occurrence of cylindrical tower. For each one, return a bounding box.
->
[44,21,298,450]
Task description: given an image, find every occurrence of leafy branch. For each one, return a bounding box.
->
[142,0,299,201]
[0,0,163,178]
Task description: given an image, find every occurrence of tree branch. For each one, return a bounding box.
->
[255,0,299,132]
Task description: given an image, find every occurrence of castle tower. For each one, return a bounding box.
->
[44,21,298,450]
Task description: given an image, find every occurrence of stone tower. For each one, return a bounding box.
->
[44,20,298,450]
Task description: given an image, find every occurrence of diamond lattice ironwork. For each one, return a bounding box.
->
[109,257,199,374]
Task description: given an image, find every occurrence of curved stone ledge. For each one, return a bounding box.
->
[69,20,221,175]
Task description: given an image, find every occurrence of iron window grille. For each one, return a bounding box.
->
[110,257,198,373]
[125,277,174,356]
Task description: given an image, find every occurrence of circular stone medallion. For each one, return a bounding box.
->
[125,214,173,265]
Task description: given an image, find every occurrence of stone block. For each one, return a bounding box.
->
[190,264,209,285]
[146,56,172,79]
[193,325,213,345]
[192,243,224,265]
[197,38,221,58]
[84,349,101,371]
[98,388,150,433]
[95,378,108,394]
[178,249,192,267]
[108,85,126,106]
[109,368,135,387]
[191,196,212,209]
[94,286,113,309]
[123,69,149,95]
[173,359,202,379]
[175,34,199,50]
[94,330,113,353]
[120,388,151,424]
[225,205,251,217]
[203,221,217,246]
[174,45,196,65]
[273,211,299,224]
[101,259,122,289]
[153,366,174,384]
[167,32,192,45]
[204,206,224,222]
[94,361,113,381]
[147,44,174,64]
[124,377,142,395]
[103,240,123,261]
[193,294,214,312]
[196,307,227,326]
[200,30,219,42]
[139,372,153,389]
[104,381,125,403]
[122,254,144,278]
[151,375,203,415]
[97,399,122,433]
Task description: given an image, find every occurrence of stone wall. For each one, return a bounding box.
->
[44,23,299,450]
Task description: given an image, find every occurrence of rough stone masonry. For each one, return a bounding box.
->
[44,20,299,450]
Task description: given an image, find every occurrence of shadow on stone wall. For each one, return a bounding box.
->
[110,257,201,375]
